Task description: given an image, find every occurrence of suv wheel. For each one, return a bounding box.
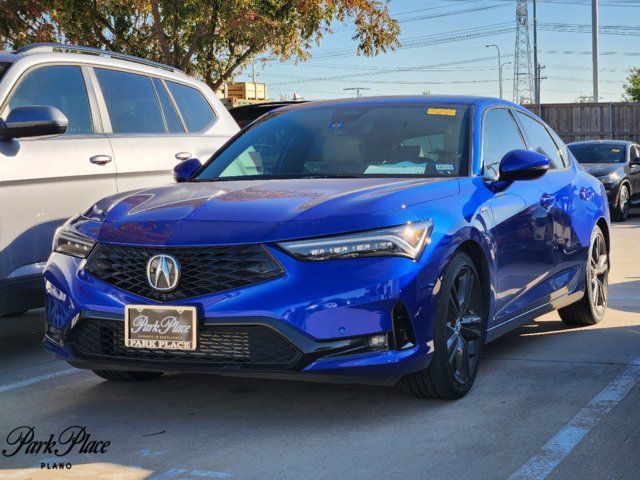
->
[401,252,485,399]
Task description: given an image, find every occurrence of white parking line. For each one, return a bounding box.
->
[508,354,640,480]
[0,368,79,394]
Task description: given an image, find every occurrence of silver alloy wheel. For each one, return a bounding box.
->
[588,230,608,316]
[619,185,630,218]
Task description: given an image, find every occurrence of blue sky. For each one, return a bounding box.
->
[236,0,640,103]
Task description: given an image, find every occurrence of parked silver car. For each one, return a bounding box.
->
[0,44,239,316]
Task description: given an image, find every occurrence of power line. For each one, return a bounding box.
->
[268,55,504,86]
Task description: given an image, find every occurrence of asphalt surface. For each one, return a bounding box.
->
[1,215,639,480]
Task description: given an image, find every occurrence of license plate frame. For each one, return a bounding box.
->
[124,305,197,351]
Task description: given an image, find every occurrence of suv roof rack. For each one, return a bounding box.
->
[15,43,184,74]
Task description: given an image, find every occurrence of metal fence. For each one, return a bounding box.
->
[524,102,640,144]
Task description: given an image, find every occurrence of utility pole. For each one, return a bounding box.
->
[513,0,534,103]
[501,62,512,98]
[536,64,547,115]
[533,0,540,105]
[251,62,258,100]
[592,0,599,101]
[343,87,370,98]
[486,44,503,98]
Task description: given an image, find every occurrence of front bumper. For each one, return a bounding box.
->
[600,180,620,205]
[43,244,439,379]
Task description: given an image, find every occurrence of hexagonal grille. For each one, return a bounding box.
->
[85,243,284,301]
[70,319,301,368]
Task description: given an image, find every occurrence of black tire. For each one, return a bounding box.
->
[401,252,485,399]
[92,370,164,382]
[559,225,608,326]
[611,184,630,222]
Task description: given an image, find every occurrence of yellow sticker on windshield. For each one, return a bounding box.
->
[427,108,457,116]
[611,148,621,153]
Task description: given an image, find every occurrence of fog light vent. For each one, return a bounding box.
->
[392,302,415,350]
[45,323,65,345]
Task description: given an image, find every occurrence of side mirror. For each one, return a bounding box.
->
[499,149,550,182]
[631,156,640,166]
[173,158,202,183]
[0,106,68,140]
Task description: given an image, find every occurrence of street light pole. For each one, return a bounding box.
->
[533,0,540,105]
[592,0,599,101]
[485,44,502,99]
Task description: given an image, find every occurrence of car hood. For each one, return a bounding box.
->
[582,163,624,177]
[87,178,460,245]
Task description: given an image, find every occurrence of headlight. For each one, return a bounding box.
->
[278,220,433,261]
[52,225,96,258]
[597,173,618,184]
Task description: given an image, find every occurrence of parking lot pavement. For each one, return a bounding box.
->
[1,216,639,480]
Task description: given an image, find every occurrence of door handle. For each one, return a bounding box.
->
[540,193,555,210]
[90,154,112,165]
[175,152,192,161]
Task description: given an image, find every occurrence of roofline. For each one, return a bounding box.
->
[14,43,184,75]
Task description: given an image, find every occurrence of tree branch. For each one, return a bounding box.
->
[181,0,212,69]
[150,0,171,63]
[213,45,257,90]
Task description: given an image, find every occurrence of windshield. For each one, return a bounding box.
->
[196,103,470,181]
[569,143,627,164]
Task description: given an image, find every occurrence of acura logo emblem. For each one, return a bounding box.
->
[146,254,180,292]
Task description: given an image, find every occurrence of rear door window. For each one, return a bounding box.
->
[166,81,216,132]
[5,65,93,135]
[515,111,564,169]
[95,68,165,134]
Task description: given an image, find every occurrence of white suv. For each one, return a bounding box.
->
[0,43,239,316]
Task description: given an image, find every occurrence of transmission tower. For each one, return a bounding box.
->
[513,0,534,104]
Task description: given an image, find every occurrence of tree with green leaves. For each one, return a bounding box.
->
[0,0,400,90]
[623,67,640,102]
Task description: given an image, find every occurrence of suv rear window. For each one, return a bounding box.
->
[166,81,216,132]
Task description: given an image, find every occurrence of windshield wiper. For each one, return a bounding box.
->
[196,174,361,182]
[298,174,360,179]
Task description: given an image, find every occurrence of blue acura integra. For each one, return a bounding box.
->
[44,96,610,399]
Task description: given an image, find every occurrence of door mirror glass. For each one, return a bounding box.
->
[499,149,549,182]
[0,106,68,140]
[173,158,202,183]
[631,156,640,166]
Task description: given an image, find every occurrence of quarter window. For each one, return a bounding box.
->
[515,111,564,169]
[5,65,93,135]
[482,108,525,178]
[166,81,216,132]
[547,127,571,167]
[95,68,165,134]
